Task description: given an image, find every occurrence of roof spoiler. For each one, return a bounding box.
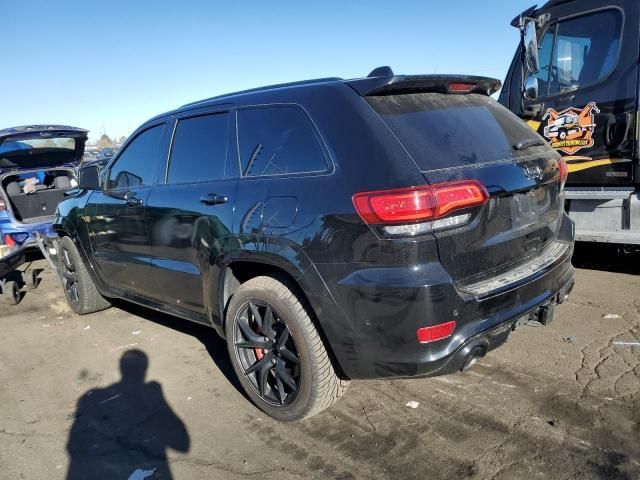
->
[347,68,501,97]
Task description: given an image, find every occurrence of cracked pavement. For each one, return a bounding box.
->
[0,245,638,479]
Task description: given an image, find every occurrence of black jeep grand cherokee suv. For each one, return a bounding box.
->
[45,68,575,421]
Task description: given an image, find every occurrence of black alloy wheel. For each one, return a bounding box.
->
[233,300,301,406]
[61,246,80,304]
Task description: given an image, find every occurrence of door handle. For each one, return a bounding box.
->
[200,194,228,206]
[122,192,143,207]
[605,114,631,149]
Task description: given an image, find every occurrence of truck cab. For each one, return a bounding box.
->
[499,0,640,246]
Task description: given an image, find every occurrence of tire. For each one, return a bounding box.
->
[30,269,39,289]
[559,130,567,140]
[59,236,111,315]
[3,280,21,305]
[225,276,349,421]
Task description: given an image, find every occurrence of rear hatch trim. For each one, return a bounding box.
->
[457,240,571,299]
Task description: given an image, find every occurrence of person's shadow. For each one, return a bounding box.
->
[66,350,190,480]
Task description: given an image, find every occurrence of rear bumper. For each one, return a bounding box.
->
[308,219,575,380]
[565,189,640,245]
[409,273,574,378]
[0,211,55,249]
[34,232,61,277]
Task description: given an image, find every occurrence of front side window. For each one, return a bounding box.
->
[167,112,229,184]
[537,9,622,96]
[237,106,327,177]
[108,125,164,189]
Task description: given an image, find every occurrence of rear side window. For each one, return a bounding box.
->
[108,125,164,189]
[367,93,542,170]
[237,106,327,177]
[167,112,229,184]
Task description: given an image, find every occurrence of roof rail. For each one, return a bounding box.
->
[181,77,342,108]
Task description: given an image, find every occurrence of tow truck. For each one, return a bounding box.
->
[499,0,640,248]
[544,112,580,141]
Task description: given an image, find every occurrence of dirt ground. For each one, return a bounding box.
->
[0,244,639,480]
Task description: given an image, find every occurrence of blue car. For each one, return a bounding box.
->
[0,125,87,250]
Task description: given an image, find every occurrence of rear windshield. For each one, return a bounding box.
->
[0,137,76,156]
[366,93,543,170]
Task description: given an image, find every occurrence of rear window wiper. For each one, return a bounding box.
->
[513,138,545,150]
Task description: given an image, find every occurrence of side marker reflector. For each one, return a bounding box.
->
[417,321,456,343]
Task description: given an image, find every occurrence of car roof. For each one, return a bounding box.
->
[139,68,500,129]
[144,77,346,125]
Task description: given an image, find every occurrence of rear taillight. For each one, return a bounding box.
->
[558,159,568,189]
[353,181,488,228]
[417,321,456,343]
[3,234,16,247]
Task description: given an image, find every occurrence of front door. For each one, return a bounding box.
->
[521,2,639,185]
[87,123,166,296]
[145,110,237,319]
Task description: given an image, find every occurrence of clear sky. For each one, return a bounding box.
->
[1,0,534,142]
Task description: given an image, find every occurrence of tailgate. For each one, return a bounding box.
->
[425,155,563,284]
[365,91,566,285]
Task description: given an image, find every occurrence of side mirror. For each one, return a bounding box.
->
[524,75,539,100]
[78,164,101,190]
[523,20,540,73]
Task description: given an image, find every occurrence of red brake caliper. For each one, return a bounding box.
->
[253,323,266,360]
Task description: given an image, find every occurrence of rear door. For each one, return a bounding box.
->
[366,92,565,284]
[145,109,237,318]
[511,2,639,185]
[87,123,166,296]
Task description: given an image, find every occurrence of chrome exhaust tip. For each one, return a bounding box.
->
[461,346,485,372]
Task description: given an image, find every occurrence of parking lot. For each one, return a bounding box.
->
[1,246,639,480]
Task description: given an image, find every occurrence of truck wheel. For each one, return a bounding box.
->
[59,236,111,315]
[225,276,349,421]
[559,131,567,140]
[27,269,39,289]
[3,280,21,305]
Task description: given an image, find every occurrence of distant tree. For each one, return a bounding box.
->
[118,136,127,144]
[97,134,113,148]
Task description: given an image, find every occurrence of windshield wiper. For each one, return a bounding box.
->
[514,138,545,150]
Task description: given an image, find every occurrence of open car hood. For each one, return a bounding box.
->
[0,125,88,172]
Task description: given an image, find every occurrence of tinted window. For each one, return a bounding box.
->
[109,125,163,189]
[367,93,543,170]
[0,137,75,155]
[237,106,327,177]
[541,10,622,96]
[168,113,229,183]
[534,29,555,96]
